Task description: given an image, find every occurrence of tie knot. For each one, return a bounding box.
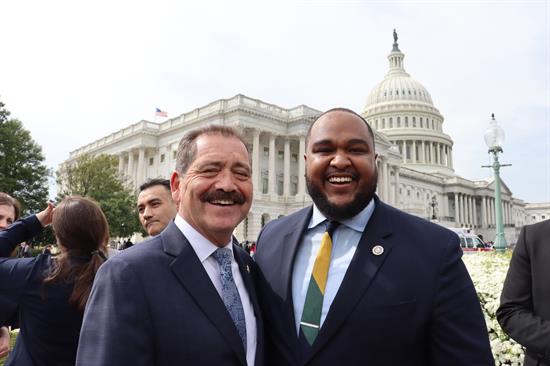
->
[326,220,340,237]
[212,247,232,266]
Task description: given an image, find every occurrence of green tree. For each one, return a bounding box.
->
[0,100,50,214]
[56,153,143,238]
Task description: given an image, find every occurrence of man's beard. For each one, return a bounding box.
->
[306,171,378,221]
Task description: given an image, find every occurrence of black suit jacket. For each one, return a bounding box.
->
[497,219,550,366]
[255,197,493,366]
[76,221,264,366]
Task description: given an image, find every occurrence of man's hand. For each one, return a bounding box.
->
[0,326,10,358]
[36,201,55,227]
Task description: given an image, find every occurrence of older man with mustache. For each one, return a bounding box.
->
[77,125,264,366]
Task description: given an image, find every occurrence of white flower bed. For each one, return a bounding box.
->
[462,252,524,365]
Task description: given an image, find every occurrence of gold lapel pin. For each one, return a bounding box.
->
[372,245,384,256]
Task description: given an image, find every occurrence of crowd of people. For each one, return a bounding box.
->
[0,109,548,365]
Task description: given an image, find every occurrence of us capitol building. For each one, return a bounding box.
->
[65,34,549,243]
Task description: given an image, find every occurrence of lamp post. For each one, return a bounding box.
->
[482,114,511,251]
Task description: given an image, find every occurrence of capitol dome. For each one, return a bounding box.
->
[366,74,434,106]
[362,31,455,176]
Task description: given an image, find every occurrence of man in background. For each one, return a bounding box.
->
[137,178,177,236]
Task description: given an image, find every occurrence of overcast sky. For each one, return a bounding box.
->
[1,0,548,203]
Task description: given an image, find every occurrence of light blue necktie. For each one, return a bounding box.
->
[212,247,247,351]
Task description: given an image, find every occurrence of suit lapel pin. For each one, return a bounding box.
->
[372,245,384,256]
[246,265,250,274]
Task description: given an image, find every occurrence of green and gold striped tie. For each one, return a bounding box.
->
[300,220,340,345]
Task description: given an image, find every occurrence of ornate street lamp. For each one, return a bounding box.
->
[482,114,511,251]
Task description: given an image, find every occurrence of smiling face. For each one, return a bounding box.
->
[305,110,378,221]
[171,133,252,246]
[137,184,177,236]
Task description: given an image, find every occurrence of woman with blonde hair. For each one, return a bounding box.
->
[0,196,108,366]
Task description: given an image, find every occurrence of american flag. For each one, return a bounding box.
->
[155,108,168,117]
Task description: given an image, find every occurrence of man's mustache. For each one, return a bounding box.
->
[201,190,246,204]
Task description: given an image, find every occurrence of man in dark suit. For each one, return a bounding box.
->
[254,108,493,365]
[76,125,263,366]
[497,220,550,366]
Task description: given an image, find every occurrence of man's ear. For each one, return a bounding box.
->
[170,171,181,203]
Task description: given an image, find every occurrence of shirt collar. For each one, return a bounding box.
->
[309,198,376,233]
[174,214,233,263]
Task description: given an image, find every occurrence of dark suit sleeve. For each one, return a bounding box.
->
[429,233,494,365]
[76,256,155,366]
[0,258,36,326]
[0,215,43,257]
[497,225,550,357]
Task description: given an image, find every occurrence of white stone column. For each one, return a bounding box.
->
[152,148,159,177]
[412,141,417,163]
[481,196,487,228]
[455,192,460,226]
[449,147,453,169]
[136,147,145,186]
[394,166,400,207]
[118,154,124,173]
[443,193,449,218]
[268,134,276,196]
[383,161,390,202]
[464,195,469,225]
[402,141,407,163]
[465,195,470,226]
[430,142,435,164]
[298,135,306,196]
[252,130,260,192]
[469,196,474,227]
[460,193,468,226]
[421,141,426,163]
[283,138,290,197]
[127,150,134,182]
[376,159,383,199]
[464,194,468,226]
[473,197,478,227]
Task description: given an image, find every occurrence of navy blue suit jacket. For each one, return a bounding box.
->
[254,197,493,366]
[1,216,84,366]
[76,221,264,366]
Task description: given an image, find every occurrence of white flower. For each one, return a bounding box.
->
[463,252,524,365]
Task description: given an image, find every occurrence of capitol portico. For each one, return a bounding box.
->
[64,33,545,243]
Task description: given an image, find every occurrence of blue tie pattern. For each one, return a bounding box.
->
[212,248,247,351]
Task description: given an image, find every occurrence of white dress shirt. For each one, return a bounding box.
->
[174,214,257,366]
[292,199,375,334]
